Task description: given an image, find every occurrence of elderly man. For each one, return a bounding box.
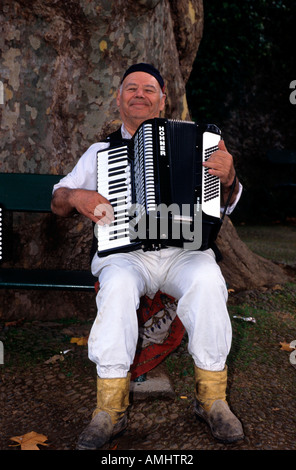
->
[51,63,244,449]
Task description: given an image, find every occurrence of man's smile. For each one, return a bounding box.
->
[130,101,149,107]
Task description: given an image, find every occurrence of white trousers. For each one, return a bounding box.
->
[88,247,232,378]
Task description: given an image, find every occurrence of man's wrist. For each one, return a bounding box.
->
[68,188,81,210]
[223,172,237,190]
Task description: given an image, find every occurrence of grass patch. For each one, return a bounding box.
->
[164,282,296,377]
[0,324,69,369]
[235,224,296,264]
[165,350,194,378]
[228,284,296,371]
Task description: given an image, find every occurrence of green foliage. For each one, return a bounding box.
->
[187,0,296,125]
[187,0,296,223]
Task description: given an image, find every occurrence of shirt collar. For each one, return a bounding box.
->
[121,123,132,140]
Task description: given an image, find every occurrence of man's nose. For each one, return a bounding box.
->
[135,87,145,98]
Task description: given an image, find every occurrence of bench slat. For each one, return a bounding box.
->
[0,173,63,211]
[0,268,96,291]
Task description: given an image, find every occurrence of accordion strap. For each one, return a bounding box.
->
[104,127,131,147]
[221,173,237,222]
[105,127,123,144]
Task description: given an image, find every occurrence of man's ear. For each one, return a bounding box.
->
[160,93,166,112]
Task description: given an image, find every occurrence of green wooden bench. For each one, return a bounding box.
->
[0,173,96,291]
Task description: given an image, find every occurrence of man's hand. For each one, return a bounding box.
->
[202,140,236,188]
[51,188,114,225]
[71,189,114,225]
[202,140,238,206]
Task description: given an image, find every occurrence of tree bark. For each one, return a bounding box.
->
[1,0,203,176]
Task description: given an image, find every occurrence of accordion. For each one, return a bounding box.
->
[95,118,222,257]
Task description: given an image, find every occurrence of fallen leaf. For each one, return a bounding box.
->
[70,336,88,346]
[279,341,295,352]
[10,431,48,450]
[44,354,64,364]
[272,284,283,291]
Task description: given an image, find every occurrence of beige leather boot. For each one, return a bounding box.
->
[76,374,130,450]
[194,366,244,443]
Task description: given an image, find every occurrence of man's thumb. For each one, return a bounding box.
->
[218,139,227,152]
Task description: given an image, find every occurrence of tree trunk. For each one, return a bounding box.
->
[0,0,289,320]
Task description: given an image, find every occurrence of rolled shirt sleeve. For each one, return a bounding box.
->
[220,181,243,216]
[52,142,109,194]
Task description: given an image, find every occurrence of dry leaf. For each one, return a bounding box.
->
[10,431,48,450]
[272,284,283,291]
[44,354,64,364]
[70,336,88,346]
[279,341,295,352]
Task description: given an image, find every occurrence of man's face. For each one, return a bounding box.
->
[116,71,166,134]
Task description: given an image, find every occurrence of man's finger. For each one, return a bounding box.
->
[94,203,114,224]
[218,139,227,152]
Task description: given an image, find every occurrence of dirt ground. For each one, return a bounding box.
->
[0,225,295,457]
[1,284,295,453]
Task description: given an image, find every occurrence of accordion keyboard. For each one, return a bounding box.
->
[96,145,134,253]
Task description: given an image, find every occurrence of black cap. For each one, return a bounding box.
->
[121,63,165,91]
